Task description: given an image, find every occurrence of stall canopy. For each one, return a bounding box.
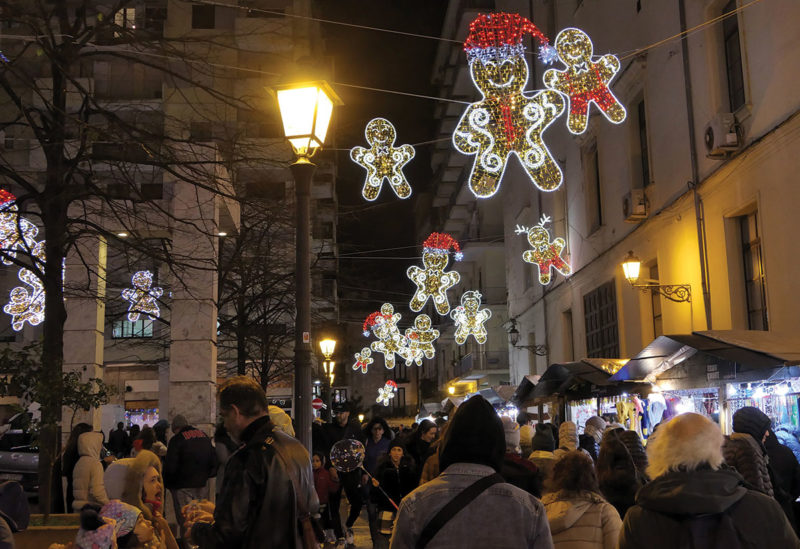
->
[532,359,627,399]
[609,330,800,383]
[417,402,443,418]
[511,375,541,407]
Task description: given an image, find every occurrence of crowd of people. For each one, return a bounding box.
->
[2,380,797,549]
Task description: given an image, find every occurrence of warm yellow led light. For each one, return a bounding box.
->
[515,214,571,285]
[352,347,373,374]
[450,291,492,345]
[351,118,415,201]
[122,270,163,321]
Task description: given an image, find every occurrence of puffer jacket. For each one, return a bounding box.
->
[554,422,579,461]
[529,450,556,491]
[192,416,298,549]
[543,490,621,549]
[722,432,774,497]
[619,467,800,548]
[72,432,109,510]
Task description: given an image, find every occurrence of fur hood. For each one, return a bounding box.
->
[121,449,163,521]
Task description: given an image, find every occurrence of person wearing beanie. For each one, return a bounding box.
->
[371,440,416,548]
[518,412,535,456]
[529,423,557,491]
[579,416,605,464]
[390,395,553,548]
[723,406,774,497]
[501,416,543,498]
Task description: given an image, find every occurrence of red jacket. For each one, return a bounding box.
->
[313,467,339,505]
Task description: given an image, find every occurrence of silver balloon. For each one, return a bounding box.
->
[330,439,365,472]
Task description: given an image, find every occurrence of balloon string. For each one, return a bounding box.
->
[361,466,399,511]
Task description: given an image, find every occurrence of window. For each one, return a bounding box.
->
[393,387,407,410]
[144,6,167,34]
[583,281,619,358]
[722,1,745,111]
[394,361,409,383]
[192,5,215,29]
[583,141,602,233]
[637,100,651,187]
[740,211,768,330]
[332,388,348,402]
[190,122,212,141]
[114,8,135,37]
[650,263,663,337]
[112,319,154,339]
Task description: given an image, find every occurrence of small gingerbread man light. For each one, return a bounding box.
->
[404,314,440,365]
[408,233,462,316]
[453,13,565,198]
[353,347,374,374]
[363,303,409,370]
[543,27,626,135]
[351,118,415,201]
[122,270,163,321]
[450,291,492,345]
[515,214,571,285]
[376,380,398,407]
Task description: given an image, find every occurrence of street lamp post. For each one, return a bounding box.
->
[319,338,336,419]
[621,251,692,303]
[274,81,341,451]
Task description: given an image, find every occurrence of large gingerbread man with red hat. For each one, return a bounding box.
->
[407,232,462,315]
[453,13,565,198]
[544,27,627,135]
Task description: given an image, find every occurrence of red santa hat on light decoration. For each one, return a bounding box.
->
[0,189,16,208]
[463,12,557,64]
[423,232,463,261]
[385,380,398,391]
[363,310,389,337]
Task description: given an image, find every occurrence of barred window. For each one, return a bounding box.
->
[583,281,619,358]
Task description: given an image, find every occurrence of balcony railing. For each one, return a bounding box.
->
[454,350,508,379]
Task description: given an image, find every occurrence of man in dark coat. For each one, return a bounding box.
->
[766,427,800,534]
[164,413,218,544]
[107,421,130,459]
[619,412,799,548]
[186,376,299,549]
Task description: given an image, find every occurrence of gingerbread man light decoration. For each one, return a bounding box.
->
[453,13,565,198]
[450,291,492,345]
[0,190,40,266]
[403,314,439,366]
[363,303,409,370]
[351,118,415,201]
[543,27,626,135]
[353,347,374,374]
[515,214,571,285]
[408,233,462,316]
[122,270,163,321]
[376,380,398,407]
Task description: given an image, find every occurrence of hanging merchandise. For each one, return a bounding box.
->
[402,314,440,366]
[377,380,398,407]
[352,347,374,374]
[453,12,565,198]
[408,233,462,315]
[543,27,627,135]
[122,270,163,321]
[450,290,492,345]
[363,303,409,370]
[351,118,415,201]
[0,190,39,265]
[515,214,571,285]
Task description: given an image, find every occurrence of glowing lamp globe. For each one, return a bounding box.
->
[319,338,337,359]
[621,251,642,285]
[275,81,341,158]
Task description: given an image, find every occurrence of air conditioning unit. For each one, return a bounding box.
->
[622,189,647,223]
[704,113,739,157]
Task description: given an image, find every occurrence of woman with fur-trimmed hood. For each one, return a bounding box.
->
[618,413,800,548]
[120,449,178,549]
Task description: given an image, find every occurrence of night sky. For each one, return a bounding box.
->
[317,1,449,324]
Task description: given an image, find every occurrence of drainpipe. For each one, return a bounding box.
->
[679,0,713,330]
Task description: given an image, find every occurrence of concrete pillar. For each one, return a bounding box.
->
[168,182,219,435]
[62,236,107,434]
